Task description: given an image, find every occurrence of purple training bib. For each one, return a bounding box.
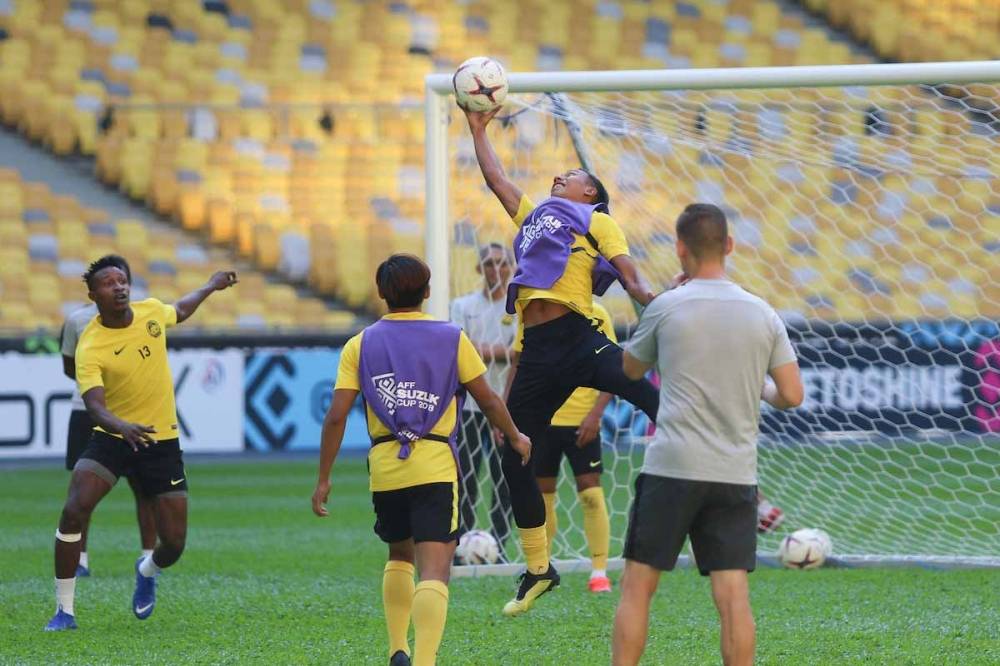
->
[506,196,622,314]
[358,318,463,461]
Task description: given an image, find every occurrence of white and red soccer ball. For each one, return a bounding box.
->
[455,529,500,565]
[453,56,508,112]
[777,528,833,570]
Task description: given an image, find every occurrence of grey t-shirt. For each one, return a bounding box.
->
[625,279,797,485]
[60,304,98,410]
[450,291,517,413]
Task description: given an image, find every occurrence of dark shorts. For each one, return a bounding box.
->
[65,409,95,471]
[623,473,757,576]
[534,425,604,478]
[372,482,458,544]
[76,430,188,497]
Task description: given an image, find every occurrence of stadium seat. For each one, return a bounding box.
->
[0,0,995,325]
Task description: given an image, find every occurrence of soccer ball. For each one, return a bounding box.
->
[777,528,833,570]
[455,529,500,565]
[453,56,508,112]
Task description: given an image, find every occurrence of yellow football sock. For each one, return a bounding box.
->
[382,560,415,658]
[412,580,449,666]
[519,525,549,575]
[543,493,557,560]
[579,486,610,572]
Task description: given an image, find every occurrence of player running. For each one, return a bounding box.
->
[312,254,530,666]
[58,255,156,577]
[45,255,237,631]
[463,105,660,616]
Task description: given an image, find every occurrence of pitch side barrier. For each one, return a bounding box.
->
[2,317,999,458]
[0,331,358,458]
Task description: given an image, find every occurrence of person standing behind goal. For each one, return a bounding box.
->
[449,242,516,560]
[612,204,803,666]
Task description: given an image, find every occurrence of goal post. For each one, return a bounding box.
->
[425,61,1000,569]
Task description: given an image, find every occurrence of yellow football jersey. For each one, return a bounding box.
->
[76,298,179,441]
[550,303,617,427]
[510,195,630,320]
[335,312,487,492]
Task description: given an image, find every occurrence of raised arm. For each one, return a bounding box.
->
[82,387,156,451]
[463,106,523,218]
[173,270,238,324]
[762,362,804,410]
[312,388,359,517]
[610,255,656,307]
[464,374,531,465]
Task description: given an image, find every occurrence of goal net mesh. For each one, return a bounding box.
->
[445,80,1000,564]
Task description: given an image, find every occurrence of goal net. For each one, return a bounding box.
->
[427,63,1000,568]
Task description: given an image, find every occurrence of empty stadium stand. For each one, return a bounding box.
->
[0,166,354,332]
[0,0,997,326]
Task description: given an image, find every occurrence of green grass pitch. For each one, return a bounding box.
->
[2,458,997,664]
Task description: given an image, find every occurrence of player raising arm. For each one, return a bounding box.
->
[58,255,157,577]
[312,254,529,666]
[45,256,236,632]
[463,105,660,616]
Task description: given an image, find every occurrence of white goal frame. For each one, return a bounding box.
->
[425,60,1000,319]
[424,61,1000,571]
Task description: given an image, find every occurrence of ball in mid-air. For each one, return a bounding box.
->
[455,529,500,565]
[777,528,832,570]
[453,56,508,112]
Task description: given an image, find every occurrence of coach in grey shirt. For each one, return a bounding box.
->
[612,203,803,666]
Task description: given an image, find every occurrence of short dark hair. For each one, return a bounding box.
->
[582,169,610,209]
[376,253,431,309]
[676,203,728,259]
[82,254,132,290]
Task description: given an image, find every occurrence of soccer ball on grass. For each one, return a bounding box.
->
[455,529,500,565]
[777,528,833,570]
[453,56,508,112]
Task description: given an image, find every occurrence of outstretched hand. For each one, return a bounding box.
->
[207,271,238,291]
[460,102,502,132]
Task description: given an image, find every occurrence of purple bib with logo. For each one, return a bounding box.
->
[505,196,622,314]
[358,318,463,461]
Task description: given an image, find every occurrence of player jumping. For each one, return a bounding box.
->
[520,301,617,593]
[463,105,660,616]
[45,255,237,631]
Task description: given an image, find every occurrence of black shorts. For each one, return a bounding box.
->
[534,425,604,478]
[65,410,95,471]
[623,473,757,576]
[504,312,658,470]
[76,430,188,497]
[372,482,458,544]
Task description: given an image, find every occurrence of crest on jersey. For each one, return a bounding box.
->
[372,372,397,415]
[147,320,162,338]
